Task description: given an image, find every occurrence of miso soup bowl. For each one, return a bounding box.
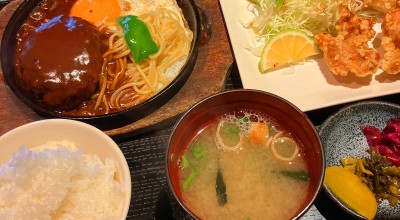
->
[165,89,325,219]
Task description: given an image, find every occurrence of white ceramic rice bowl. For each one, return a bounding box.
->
[0,119,131,219]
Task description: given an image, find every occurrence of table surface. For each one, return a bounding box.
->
[2,0,400,219]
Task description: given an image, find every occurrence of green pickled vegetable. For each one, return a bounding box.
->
[358,148,400,206]
[340,157,359,166]
[380,193,399,207]
[116,15,158,63]
[280,170,310,181]
[383,166,400,177]
[216,167,227,206]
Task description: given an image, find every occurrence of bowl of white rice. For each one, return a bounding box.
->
[0,119,131,220]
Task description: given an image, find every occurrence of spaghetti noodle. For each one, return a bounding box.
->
[94,8,193,114]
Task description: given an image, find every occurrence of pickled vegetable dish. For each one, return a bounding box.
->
[325,118,400,220]
[341,118,400,206]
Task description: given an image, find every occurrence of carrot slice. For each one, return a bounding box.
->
[249,122,269,146]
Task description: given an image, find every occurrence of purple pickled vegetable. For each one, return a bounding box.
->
[384,118,400,134]
[382,118,400,148]
[361,126,382,146]
[361,118,400,167]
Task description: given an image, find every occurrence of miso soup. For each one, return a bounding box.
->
[178,109,310,219]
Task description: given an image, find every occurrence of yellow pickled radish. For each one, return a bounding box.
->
[259,30,320,72]
[324,166,377,220]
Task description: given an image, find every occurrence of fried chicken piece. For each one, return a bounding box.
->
[363,0,399,14]
[315,6,380,77]
[381,8,400,74]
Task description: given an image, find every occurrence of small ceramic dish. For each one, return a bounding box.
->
[0,119,131,219]
[318,100,400,219]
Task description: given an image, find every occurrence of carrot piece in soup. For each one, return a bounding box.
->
[249,122,269,146]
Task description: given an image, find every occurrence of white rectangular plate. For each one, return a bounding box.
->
[219,0,400,112]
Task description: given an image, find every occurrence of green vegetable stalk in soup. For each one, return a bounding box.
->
[279,170,310,181]
[216,166,227,206]
[180,142,206,190]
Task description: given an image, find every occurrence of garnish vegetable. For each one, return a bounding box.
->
[270,132,299,161]
[216,166,227,206]
[183,171,197,190]
[249,122,269,145]
[279,170,310,181]
[246,0,344,40]
[258,30,320,72]
[117,15,159,63]
[215,121,243,151]
[180,142,206,190]
[191,142,205,159]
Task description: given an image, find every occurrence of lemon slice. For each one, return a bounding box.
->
[259,30,320,72]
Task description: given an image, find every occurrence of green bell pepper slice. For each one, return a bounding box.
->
[116,15,159,63]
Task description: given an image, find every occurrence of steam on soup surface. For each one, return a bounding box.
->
[179,109,310,219]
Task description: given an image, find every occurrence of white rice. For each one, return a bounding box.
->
[0,140,126,220]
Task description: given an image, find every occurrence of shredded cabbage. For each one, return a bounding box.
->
[245,0,366,40]
[246,0,341,38]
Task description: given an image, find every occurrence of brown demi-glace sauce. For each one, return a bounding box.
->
[14,0,124,115]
